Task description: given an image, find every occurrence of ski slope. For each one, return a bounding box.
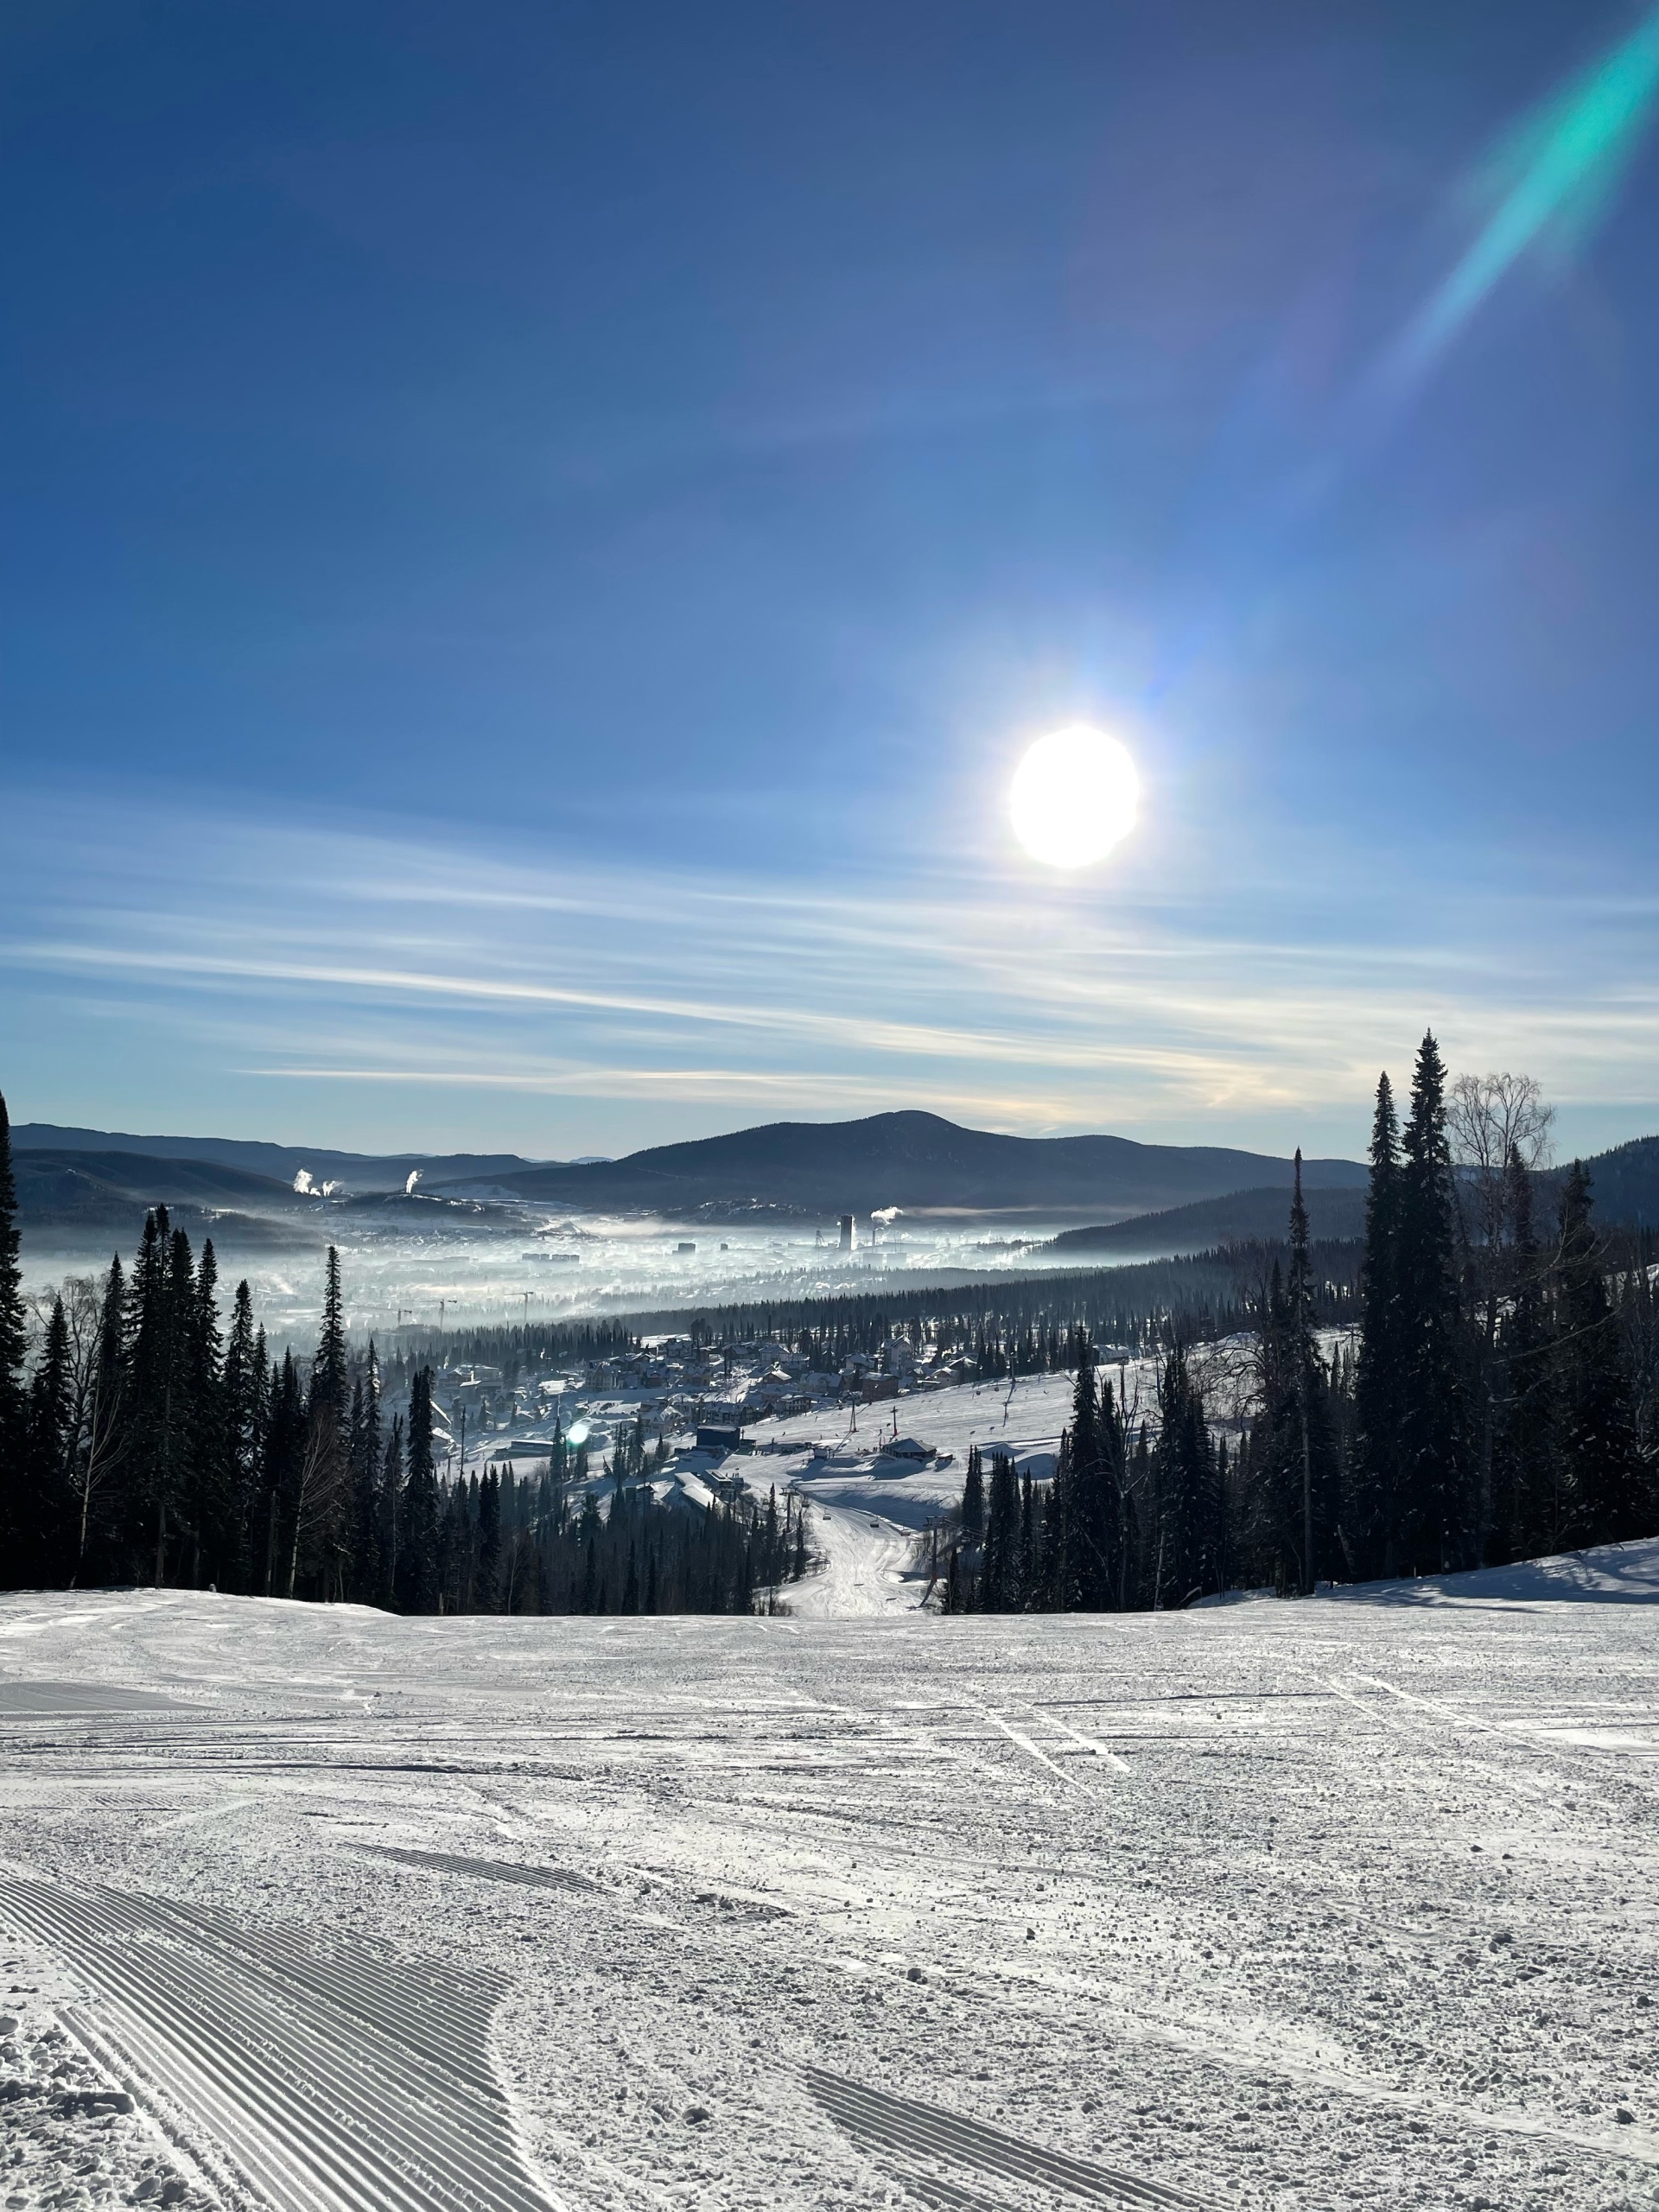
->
[741,1359,1243,1619]
[3,1556,1656,2212]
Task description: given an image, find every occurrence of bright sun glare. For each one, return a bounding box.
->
[1009,724,1140,869]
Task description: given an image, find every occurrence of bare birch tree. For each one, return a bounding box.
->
[1448,1072,1554,1559]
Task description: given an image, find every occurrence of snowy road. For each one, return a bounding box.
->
[2,1565,1657,2212]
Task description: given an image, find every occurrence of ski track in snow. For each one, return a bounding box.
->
[2,1537,1657,2210]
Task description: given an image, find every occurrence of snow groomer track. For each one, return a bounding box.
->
[804,2067,1211,2209]
[0,1870,556,2212]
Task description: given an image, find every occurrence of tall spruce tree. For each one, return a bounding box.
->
[380,1414,405,1607]
[184,1239,226,1586]
[24,1296,73,1585]
[1152,1344,1216,1606]
[261,1351,304,1596]
[315,1247,347,1416]
[959,1445,985,1546]
[1354,1072,1403,1576]
[1395,1033,1471,1573]
[220,1282,262,1591]
[978,1450,1020,1611]
[397,1369,442,1612]
[69,1256,128,1586]
[1052,1343,1122,1609]
[348,1344,385,1605]
[124,1211,180,1580]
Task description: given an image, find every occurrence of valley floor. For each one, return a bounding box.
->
[2,1557,1657,2212]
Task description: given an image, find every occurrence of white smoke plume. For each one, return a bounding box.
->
[293,1169,316,1195]
[405,1169,423,1195]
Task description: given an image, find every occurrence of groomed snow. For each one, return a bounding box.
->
[3,1550,1657,2212]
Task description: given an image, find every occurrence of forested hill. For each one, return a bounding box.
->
[1047,1182,1370,1256]
[11,1124,538,1192]
[1544,1135,1659,1230]
[1048,1139,1659,1257]
[477,1110,1366,1217]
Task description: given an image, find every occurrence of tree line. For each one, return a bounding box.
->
[460,1247,1362,1382]
[943,1036,1657,1609]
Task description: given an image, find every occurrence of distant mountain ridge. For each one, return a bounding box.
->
[1047,1182,1370,1258]
[16,1113,1659,1243]
[1050,1138,1659,1260]
[13,1124,543,1192]
[16,1108,1366,1223]
[484,1110,1368,1217]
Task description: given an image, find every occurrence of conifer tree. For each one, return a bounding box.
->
[978,1451,1020,1611]
[315,1247,347,1417]
[1152,1344,1216,1606]
[1354,1072,1403,1574]
[261,1351,304,1596]
[220,1282,262,1590]
[348,1345,385,1604]
[1554,1162,1649,1545]
[1048,1343,1122,1609]
[68,1256,129,1586]
[123,1211,168,1576]
[1213,1434,1233,1594]
[959,1445,985,1545]
[1395,1033,1470,1573]
[397,1369,442,1611]
[184,1239,226,1586]
[24,1296,73,1584]
[477,1465,502,1609]
[380,1414,405,1606]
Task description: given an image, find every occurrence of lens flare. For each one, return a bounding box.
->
[1390,8,1659,384]
[1010,726,1139,870]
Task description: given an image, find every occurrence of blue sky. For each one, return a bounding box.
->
[3,1,1658,1161]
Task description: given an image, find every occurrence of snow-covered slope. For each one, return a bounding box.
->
[3,1570,1656,2212]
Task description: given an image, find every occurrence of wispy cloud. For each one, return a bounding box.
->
[3,785,1656,1154]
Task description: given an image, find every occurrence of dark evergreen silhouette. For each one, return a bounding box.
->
[1554,1162,1650,1546]
[397,1369,442,1612]
[1394,1034,1471,1571]
[1353,1072,1402,1571]
[958,1446,985,1545]
[1149,1344,1217,1608]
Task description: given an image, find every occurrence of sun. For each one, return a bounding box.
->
[1010,724,1140,868]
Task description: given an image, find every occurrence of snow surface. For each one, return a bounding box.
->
[3,1554,1657,2212]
